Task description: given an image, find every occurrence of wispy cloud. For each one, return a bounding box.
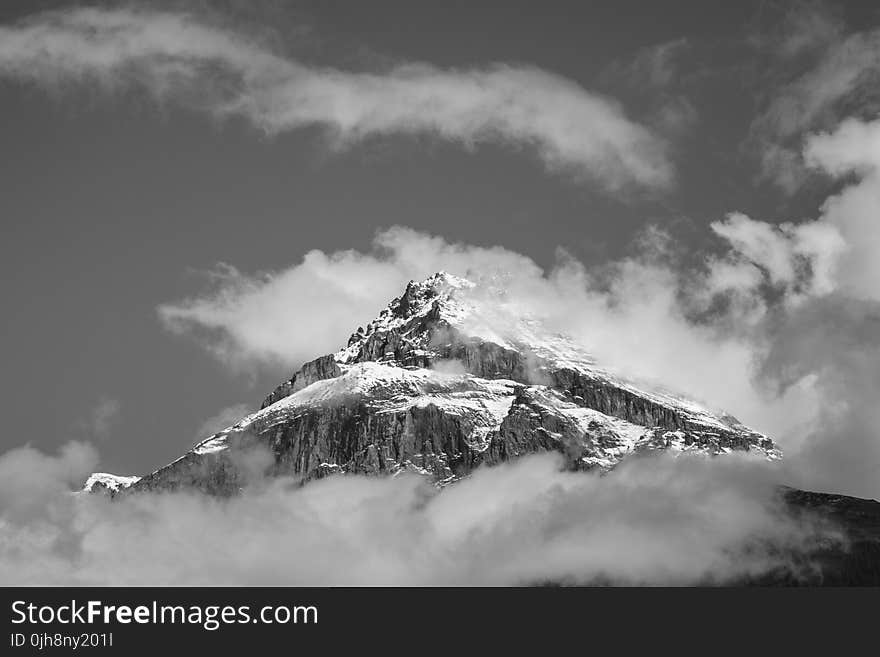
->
[0,7,673,191]
[749,4,880,191]
[601,37,698,137]
[86,396,121,441]
[760,0,845,61]
[607,38,691,90]
[193,402,252,441]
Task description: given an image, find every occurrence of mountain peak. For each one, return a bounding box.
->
[264,273,773,441]
[336,272,478,364]
[90,270,781,497]
[392,271,473,319]
[418,270,474,289]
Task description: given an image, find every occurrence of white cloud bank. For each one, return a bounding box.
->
[0,7,672,191]
[804,118,880,302]
[0,443,837,586]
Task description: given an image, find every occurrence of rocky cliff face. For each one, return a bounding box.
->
[98,272,781,496]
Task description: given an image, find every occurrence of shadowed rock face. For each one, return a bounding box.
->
[743,489,880,586]
[260,354,341,410]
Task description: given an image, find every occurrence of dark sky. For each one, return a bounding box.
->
[1,0,877,475]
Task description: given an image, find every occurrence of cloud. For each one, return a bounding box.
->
[767,0,845,61]
[0,443,838,585]
[738,117,880,500]
[85,397,121,441]
[691,21,880,500]
[707,211,845,300]
[193,402,253,441]
[761,30,880,142]
[0,7,672,191]
[717,119,880,499]
[601,38,698,138]
[799,118,880,303]
[610,38,691,90]
[0,441,97,522]
[759,296,880,499]
[750,12,880,191]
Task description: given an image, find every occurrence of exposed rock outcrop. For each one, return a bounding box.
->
[261,354,342,409]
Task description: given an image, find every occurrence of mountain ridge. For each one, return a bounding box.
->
[88,271,780,495]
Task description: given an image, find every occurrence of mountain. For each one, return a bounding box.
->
[85,272,880,584]
[109,272,780,495]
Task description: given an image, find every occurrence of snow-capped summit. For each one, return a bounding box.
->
[89,273,780,495]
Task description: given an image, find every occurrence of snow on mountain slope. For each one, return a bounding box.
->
[82,472,141,494]
[330,271,752,434]
[194,363,520,459]
[87,272,780,495]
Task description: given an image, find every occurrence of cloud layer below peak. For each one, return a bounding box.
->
[0,443,837,586]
